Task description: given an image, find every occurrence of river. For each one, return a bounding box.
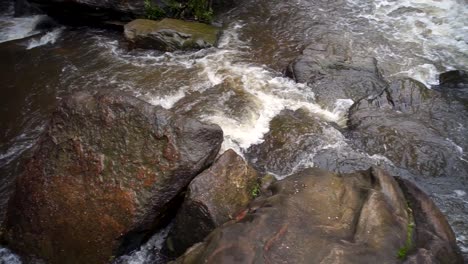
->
[0,0,467,262]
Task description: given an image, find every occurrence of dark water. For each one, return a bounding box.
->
[0,0,467,262]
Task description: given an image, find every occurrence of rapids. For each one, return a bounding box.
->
[0,0,467,262]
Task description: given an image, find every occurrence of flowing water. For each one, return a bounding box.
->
[0,0,467,262]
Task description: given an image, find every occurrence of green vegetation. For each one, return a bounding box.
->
[144,0,166,20]
[165,0,184,17]
[397,203,415,260]
[251,183,261,198]
[188,0,214,23]
[143,0,214,23]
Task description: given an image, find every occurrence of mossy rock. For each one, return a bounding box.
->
[124,18,220,51]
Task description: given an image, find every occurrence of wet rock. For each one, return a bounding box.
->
[347,78,468,178]
[397,178,464,264]
[246,109,390,176]
[164,149,259,257]
[434,70,468,105]
[124,18,219,51]
[286,34,386,108]
[246,108,327,175]
[33,16,59,31]
[2,90,223,264]
[438,70,468,89]
[172,168,462,263]
[14,0,41,17]
[173,80,260,123]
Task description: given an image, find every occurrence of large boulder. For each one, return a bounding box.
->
[347,78,468,178]
[2,90,223,264]
[124,18,219,51]
[164,149,259,257]
[286,34,387,108]
[172,168,463,263]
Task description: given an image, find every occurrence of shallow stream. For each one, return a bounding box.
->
[0,0,467,262]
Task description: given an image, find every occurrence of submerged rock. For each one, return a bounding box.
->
[438,70,468,89]
[2,90,223,264]
[246,109,328,175]
[172,168,463,263]
[173,80,261,123]
[164,149,259,257]
[246,109,390,176]
[286,34,386,108]
[124,18,219,51]
[347,78,468,178]
[434,70,468,105]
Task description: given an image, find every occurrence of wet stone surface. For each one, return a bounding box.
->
[2,90,223,264]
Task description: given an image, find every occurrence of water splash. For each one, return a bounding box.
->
[146,89,186,109]
[0,247,22,264]
[26,27,64,49]
[94,23,349,154]
[0,15,45,43]
[347,0,468,85]
[113,225,172,264]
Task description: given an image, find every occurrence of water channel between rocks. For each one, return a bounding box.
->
[0,0,467,262]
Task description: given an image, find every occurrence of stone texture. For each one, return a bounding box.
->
[164,149,259,257]
[245,108,390,176]
[124,18,219,51]
[172,168,462,264]
[398,178,464,264]
[2,90,223,264]
[286,34,386,108]
[347,78,468,178]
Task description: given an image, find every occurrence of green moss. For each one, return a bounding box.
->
[397,203,415,260]
[251,183,261,198]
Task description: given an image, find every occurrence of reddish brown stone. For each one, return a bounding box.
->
[3,90,223,264]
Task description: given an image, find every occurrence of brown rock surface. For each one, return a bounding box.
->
[172,168,462,264]
[2,90,223,264]
[165,149,259,257]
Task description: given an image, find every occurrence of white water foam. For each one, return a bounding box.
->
[197,62,347,153]
[0,125,44,168]
[391,63,439,87]
[146,89,186,109]
[98,23,349,154]
[26,27,64,49]
[347,0,468,86]
[192,25,349,153]
[0,247,22,264]
[113,225,171,264]
[0,15,46,43]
